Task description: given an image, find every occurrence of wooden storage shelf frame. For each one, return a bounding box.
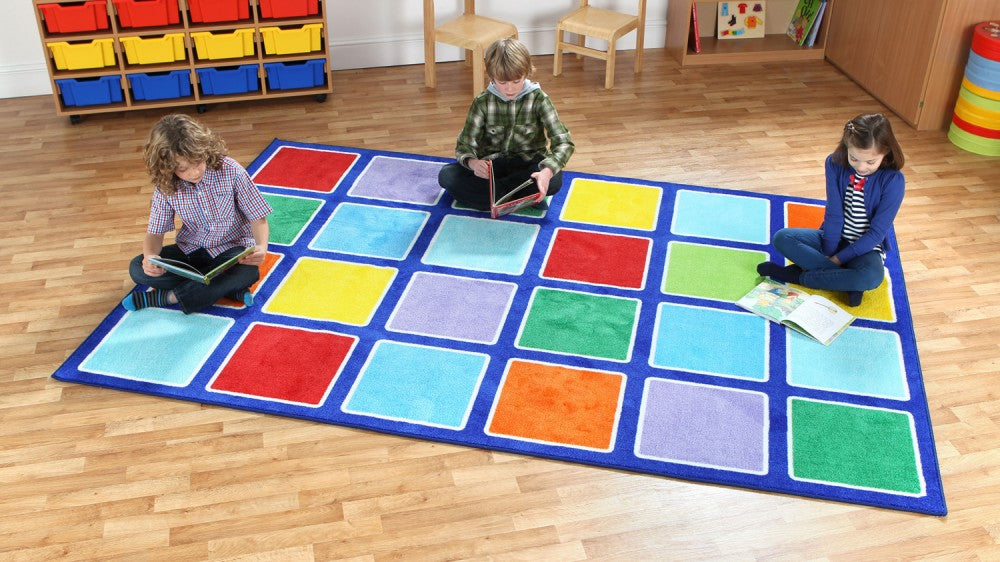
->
[33,0,333,122]
[667,0,834,65]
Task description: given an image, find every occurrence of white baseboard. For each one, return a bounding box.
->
[0,63,52,98]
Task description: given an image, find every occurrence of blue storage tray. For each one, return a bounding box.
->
[55,76,124,107]
[127,70,193,101]
[263,59,327,90]
[196,64,259,95]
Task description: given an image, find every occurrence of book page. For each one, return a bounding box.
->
[784,295,853,345]
[736,281,808,324]
[494,177,538,205]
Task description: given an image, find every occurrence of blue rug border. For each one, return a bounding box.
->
[51,138,947,516]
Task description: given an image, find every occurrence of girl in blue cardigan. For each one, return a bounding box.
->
[757,113,905,307]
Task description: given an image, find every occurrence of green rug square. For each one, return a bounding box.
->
[662,242,768,302]
[789,398,924,495]
[263,193,324,246]
[516,288,639,362]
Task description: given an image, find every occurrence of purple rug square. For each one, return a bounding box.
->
[385,272,518,344]
[348,156,444,205]
[635,378,768,474]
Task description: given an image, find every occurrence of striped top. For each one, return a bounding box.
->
[842,173,884,257]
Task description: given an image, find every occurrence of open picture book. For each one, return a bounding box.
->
[487,160,543,218]
[149,246,255,285]
[736,280,854,345]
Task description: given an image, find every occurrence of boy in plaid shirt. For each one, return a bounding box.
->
[438,38,574,211]
[122,114,271,314]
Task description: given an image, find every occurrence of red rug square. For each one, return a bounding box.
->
[251,146,359,192]
[210,323,357,406]
[541,228,651,289]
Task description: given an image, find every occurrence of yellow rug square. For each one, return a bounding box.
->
[560,178,662,231]
[790,274,895,322]
[264,257,397,325]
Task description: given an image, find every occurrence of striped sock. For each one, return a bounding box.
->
[121,290,171,311]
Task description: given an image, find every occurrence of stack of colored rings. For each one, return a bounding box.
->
[949,21,1000,156]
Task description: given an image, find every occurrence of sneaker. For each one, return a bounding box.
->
[228,290,254,307]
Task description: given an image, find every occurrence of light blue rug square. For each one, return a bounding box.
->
[79,308,233,386]
[310,203,429,260]
[788,327,908,400]
[651,303,769,381]
[342,341,489,429]
[671,190,770,244]
[422,215,539,275]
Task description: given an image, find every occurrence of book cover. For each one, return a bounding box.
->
[149,246,255,285]
[804,0,827,47]
[736,280,854,345]
[786,0,823,45]
[689,2,701,53]
[487,160,542,219]
[717,2,766,40]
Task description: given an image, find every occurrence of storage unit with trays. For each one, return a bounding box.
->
[33,0,333,124]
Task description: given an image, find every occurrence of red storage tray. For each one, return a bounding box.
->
[113,0,180,28]
[39,1,110,34]
[258,0,318,19]
[188,0,251,23]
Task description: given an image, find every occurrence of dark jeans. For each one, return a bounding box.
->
[772,228,885,292]
[438,155,563,211]
[128,244,259,314]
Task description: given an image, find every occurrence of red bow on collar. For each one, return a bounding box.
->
[850,174,866,192]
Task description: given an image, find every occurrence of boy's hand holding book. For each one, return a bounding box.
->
[239,245,267,266]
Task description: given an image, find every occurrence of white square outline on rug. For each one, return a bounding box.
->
[670,189,771,245]
[538,226,653,291]
[347,155,445,206]
[307,202,431,261]
[483,358,627,454]
[261,256,398,327]
[250,145,360,194]
[634,377,770,475]
[205,321,359,408]
[340,339,490,431]
[78,308,234,387]
[557,177,664,232]
[384,271,519,345]
[649,301,771,383]
[660,240,770,304]
[513,286,641,364]
[786,325,910,401]
[421,215,540,276]
[259,191,326,247]
[786,396,928,498]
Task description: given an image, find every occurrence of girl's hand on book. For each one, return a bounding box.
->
[142,255,165,277]
[240,246,267,266]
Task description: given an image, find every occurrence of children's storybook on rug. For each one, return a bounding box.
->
[487,160,542,218]
[737,280,854,345]
[149,246,255,285]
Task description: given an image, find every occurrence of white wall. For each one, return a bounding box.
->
[1,0,667,99]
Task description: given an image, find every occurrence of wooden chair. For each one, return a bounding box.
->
[553,0,647,89]
[423,0,518,98]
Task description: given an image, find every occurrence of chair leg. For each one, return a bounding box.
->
[605,42,617,89]
[553,27,563,77]
[634,25,645,74]
[472,47,485,98]
[424,38,436,88]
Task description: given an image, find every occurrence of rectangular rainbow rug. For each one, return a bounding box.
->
[53,140,946,515]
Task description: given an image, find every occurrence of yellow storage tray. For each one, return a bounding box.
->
[260,23,323,55]
[120,33,186,65]
[47,39,116,71]
[190,29,256,60]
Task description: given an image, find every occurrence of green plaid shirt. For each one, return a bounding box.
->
[455,86,574,173]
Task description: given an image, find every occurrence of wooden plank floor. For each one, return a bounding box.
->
[2,50,999,560]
